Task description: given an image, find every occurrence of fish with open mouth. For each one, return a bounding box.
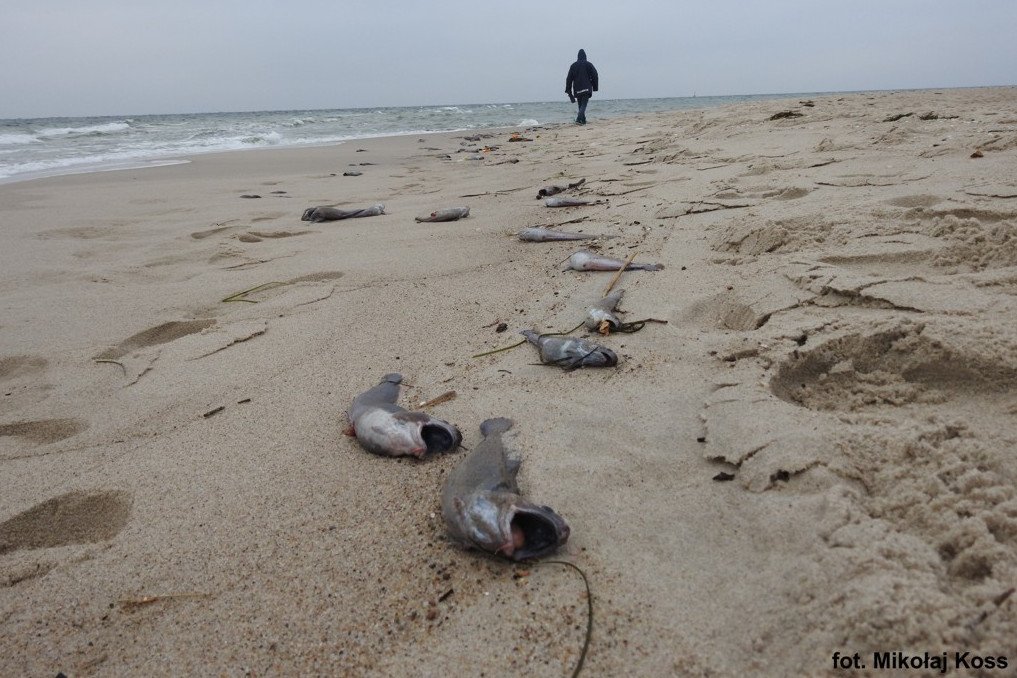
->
[567,250,663,271]
[415,206,470,222]
[348,373,462,458]
[301,204,385,222]
[584,288,624,332]
[441,417,570,561]
[519,330,617,369]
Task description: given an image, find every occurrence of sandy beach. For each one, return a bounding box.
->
[2,87,1016,676]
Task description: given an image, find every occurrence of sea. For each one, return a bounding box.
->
[0,93,819,184]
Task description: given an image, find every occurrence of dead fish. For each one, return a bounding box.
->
[517,227,597,242]
[585,288,624,331]
[441,417,570,561]
[544,196,605,208]
[348,373,462,458]
[519,330,617,369]
[415,206,470,222]
[536,178,586,199]
[567,250,663,271]
[301,204,385,222]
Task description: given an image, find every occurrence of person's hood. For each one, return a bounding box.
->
[577,49,587,61]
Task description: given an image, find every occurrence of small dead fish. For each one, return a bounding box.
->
[441,418,570,561]
[348,373,462,458]
[301,204,385,222]
[544,196,605,208]
[520,330,617,369]
[536,178,586,199]
[415,206,470,222]
[517,227,596,242]
[567,250,663,271]
[585,289,624,331]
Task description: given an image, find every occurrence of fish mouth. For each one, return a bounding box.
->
[420,419,462,455]
[505,505,571,561]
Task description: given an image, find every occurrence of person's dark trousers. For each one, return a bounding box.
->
[576,94,591,124]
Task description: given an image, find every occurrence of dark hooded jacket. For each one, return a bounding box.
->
[566,49,599,98]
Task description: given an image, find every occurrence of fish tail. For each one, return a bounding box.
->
[480,417,513,436]
[380,373,403,384]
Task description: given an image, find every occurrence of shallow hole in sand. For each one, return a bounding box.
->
[770,326,1017,411]
[0,490,131,554]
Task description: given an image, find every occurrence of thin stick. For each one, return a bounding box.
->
[119,592,211,610]
[603,251,637,296]
[419,390,456,408]
[222,281,285,303]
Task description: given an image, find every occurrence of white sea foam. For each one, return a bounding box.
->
[36,121,131,138]
[0,133,40,145]
[518,119,539,126]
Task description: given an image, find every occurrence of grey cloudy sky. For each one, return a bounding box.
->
[2,0,1015,119]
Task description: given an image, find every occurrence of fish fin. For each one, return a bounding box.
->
[480,417,513,436]
[505,455,522,477]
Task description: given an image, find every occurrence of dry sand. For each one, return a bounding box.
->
[1,87,1016,676]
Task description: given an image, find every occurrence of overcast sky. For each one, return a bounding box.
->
[2,0,1015,119]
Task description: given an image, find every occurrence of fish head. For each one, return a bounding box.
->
[583,346,618,368]
[390,411,462,457]
[452,491,570,561]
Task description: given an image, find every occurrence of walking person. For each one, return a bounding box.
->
[565,49,599,125]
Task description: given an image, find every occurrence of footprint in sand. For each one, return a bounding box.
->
[770,323,1017,412]
[191,225,234,240]
[238,230,314,244]
[97,319,216,360]
[0,418,88,445]
[0,355,48,382]
[885,194,942,208]
[0,490,132,555]
[250,211,289,223]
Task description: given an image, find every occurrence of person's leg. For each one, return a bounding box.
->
[577,95,589,124]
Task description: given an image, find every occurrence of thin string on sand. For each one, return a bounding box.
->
[539,560,593,678]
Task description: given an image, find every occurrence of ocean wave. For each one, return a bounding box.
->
[0,133,40,146]
[36,121,132,138]
[240,131,283,145]
[518,119,539,126]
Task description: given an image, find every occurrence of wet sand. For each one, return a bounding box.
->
[1,87,1016,676]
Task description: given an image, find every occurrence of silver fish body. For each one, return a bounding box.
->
[415,206,470,222]
[302,204,385,222]
[567,250,663,272]
[441,418,570,561]
[349,373,462,458]
[584,289,624,331]
[520,330,617,369]
[517,227,596,242]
